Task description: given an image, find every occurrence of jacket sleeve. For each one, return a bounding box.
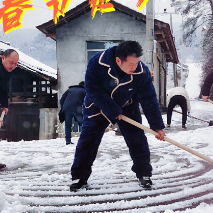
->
[136,66,165,130]
[60,89,69,108]
[0,93,9,108]
[202,72,213,96]
[0,75,9,108]
[85,58,122,120]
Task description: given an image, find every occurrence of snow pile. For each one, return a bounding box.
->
[165,203,213,213]
[0,191,6,211]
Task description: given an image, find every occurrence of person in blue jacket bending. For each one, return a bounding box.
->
[60,81,86,145]
[70,41,165,191]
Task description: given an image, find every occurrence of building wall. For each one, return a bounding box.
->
[39,108,58,140]
[6,103,40,142]
[56,11,147,100]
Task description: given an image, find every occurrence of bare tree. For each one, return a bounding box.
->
[171,0,213,98]
[171,0,213,45]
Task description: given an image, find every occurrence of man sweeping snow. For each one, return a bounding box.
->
[70,41,165,191]
[0,49,19,169]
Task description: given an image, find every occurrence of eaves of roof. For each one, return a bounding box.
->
[36,0,179,64]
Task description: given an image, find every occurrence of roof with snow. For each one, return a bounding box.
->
[0,41,57,81]
[36,0,179,64]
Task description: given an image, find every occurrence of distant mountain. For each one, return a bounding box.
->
[0,29,57,69]
[0,29,40,47]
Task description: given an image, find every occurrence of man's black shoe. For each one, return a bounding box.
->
[139,176,152,189]
[0,164,6,169]
[115,131,122,136]
[182,125,187,130]
[70,179,87,192]
[66,139,74,145]
[66,141,74,145]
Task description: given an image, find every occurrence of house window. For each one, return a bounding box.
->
[87,41,122,62]
[42,81,46,92]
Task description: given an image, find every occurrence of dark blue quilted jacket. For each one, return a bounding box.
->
[84,46,164,130]
[0,59,12,108]
[202,71,213,96]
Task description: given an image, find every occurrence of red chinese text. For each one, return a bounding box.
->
[136,0,149,11]
[89,0,115,19]
[0,0,34,34]
[45,0,72,24]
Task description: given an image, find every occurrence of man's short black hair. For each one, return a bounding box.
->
[3,49,18,57]
[79,81,85,87]
[115,41,143,61]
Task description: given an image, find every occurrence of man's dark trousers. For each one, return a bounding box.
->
[167,95,187,125]
[64,111,83,143]
[71,107,152,181]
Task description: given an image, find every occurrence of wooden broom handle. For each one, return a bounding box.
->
[0,111,5,129]
[0,111,5,121]
[208,99,213,104]
[173,109,209,123]
[121,115,213,165]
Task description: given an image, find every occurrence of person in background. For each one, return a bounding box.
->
[70,41,165,192]
[166,87,191,130]
[60,82,86,145]
[202,71,213,102]
[0,49,19,169]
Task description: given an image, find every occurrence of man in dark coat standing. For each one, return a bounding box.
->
[70,41,165,191]
[60,82,86,145]
[202,71,213,102]
[0,49,19,169]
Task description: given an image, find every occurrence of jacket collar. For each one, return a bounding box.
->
[98,46,143,80]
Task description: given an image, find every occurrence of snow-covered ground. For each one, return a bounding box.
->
[0,64,213,212]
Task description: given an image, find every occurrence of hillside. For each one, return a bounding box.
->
[0,29,56,69]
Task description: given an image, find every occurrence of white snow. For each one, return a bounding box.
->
[0,64,213,212]
[185,63,202,99]
[0,42,57,79]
